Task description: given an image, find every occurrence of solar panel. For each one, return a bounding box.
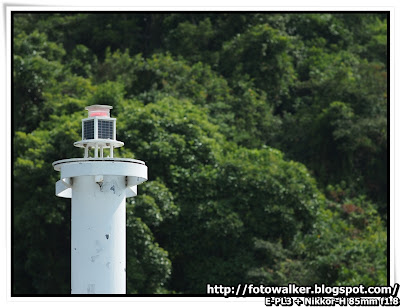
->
[98,120,113,139]
[83,120,94,140]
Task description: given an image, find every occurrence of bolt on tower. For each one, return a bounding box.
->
[53,105,148,294]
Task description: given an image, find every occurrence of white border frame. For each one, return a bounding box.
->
[3,2,396,306]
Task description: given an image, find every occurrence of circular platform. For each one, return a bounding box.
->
[53,157,146,170]
[53,158,148,199]
[74,139,124,149]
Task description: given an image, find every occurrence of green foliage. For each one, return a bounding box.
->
[165,17,218,64]
[220,23,296,107]
[13,128,70,294]
[67,44,98,78]
[88,80,125,107]
[126,216,172,294]
[97,50,280,148]
[13,12,387,294]
[13,30,66,132]
[299,195,386,285]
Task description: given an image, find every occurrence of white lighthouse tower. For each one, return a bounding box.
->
[53,105,148,294]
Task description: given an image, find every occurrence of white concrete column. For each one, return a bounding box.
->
[110,145,114,158]
[71,175,126,294]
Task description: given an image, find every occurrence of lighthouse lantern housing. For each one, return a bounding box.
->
[74,105,123,158]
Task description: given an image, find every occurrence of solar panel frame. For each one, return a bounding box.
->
[98,119,114,139]
[83,119,94,140]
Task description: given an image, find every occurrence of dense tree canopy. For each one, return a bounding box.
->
[12,12,387,294]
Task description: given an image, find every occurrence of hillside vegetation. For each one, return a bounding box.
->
[13,13,387,294]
